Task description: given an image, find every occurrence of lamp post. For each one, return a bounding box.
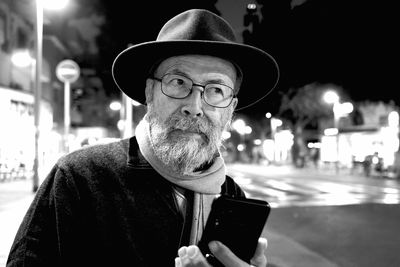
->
[32,0,43,192]
[323,90,340,173]
[32,0,69,192]
[323,90,353,173]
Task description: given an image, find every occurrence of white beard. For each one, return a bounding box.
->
[146,107,229,175]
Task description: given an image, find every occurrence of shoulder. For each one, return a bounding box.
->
[56,138,129,173]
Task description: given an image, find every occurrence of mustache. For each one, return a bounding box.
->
[165,113,216,136]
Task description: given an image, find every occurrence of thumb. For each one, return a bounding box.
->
[250,238,268,267]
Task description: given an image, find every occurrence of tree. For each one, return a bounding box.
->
[277,82,348,167]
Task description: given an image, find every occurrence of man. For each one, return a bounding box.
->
[7,9,279,267]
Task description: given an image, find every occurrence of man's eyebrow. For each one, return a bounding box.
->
[164,68,187,76]
[166,68,232,86]
[206,78,230,86]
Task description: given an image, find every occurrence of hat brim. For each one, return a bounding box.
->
[112,40,279,110]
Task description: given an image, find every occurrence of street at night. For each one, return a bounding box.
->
[1,0,399,266]
[227,163,400,267]
[1,164,400,267]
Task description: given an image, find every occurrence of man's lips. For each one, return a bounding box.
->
[171,129,208,142]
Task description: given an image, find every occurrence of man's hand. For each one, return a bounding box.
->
[175,237,268,267]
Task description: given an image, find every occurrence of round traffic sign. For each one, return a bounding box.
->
[56,59,80,83]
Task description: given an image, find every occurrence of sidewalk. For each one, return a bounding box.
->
[0,179,35,267]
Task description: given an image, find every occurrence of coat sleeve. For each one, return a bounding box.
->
[6,164,80,267]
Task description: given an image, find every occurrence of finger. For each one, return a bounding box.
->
[250,238,268,267]
[178,246,188,258]
[175,257,182,267]
[209,241,245,267]
[179,245,211,267]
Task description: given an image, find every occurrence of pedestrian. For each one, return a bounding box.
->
[7,9,279,267]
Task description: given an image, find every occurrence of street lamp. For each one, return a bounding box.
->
[32,0,69,192]
[323,90,353,173]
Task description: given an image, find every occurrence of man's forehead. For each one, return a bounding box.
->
[155,55,237,79]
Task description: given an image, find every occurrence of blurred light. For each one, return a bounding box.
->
[11,50,34,67]
[254,139,262,145]
[308,142,322,149]
[334,102,353,117]
[388,111,399,127]
[324,128,338,136]
[341,102,354,114]
[109,101,122,111]
[43,0,69,10]
[117,120,124,131]
[247,3,257,10]
[372,155,379,164]
[222,131,231,140]
[244,126,252,134]
[237,144,245,151]
[265,112,272,119]
[323,90,339,104]
[271,118,282,129]
[232,119,246,135]
[262,139,274,161]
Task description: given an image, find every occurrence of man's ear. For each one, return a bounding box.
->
[145,78,154,103]
[231,97,238,110]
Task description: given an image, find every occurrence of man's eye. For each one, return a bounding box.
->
[167,78,188,88]
[171,78,185,86]
[209,87,224,96]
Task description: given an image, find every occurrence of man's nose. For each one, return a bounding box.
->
[181,89,204,117]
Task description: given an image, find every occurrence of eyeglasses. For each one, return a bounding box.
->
[150,73,235,108]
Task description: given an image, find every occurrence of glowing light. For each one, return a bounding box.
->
[222,131,231,140]
[11,50,34,67]
[244,126,252,134]
[324,128,338,136]
[323,90,339,104]
[232,119,248,135]
[254,139,262,145]
[109,101,122,111]
[388,111,399,127]
[237,144,245,151]
[42,0,69,10]
[117,120,125,131]
[271,118,282,128]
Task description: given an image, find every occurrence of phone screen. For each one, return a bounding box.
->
[198,195,271,266]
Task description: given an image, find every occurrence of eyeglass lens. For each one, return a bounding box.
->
[160,74,233,108]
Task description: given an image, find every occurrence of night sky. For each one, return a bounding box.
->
[95,0,397,119]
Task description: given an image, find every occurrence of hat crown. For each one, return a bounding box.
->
[157,9,237,43]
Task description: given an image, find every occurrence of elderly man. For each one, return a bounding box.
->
[7,9,279,267]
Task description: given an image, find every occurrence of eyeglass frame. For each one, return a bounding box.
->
[149,73,237,108]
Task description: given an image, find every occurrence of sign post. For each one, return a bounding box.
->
[56,59,80,153]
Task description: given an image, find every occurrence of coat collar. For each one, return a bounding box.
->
[127,136,152,169]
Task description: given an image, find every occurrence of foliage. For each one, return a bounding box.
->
[277,83,343,129]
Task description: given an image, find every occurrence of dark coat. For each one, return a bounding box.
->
[7,137,245,267]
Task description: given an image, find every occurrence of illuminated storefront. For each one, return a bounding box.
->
[0,87,61,181]
[320,123,399,170]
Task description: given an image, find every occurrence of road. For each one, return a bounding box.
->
[227,163,400,208]
[1,164,400,267]
[227,163,400,267]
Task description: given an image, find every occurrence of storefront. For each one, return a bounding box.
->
[0,87,61,181]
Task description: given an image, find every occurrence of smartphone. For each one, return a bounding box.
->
[198,195,271,266]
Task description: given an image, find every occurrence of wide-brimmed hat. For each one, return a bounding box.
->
[112,9,279,110]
